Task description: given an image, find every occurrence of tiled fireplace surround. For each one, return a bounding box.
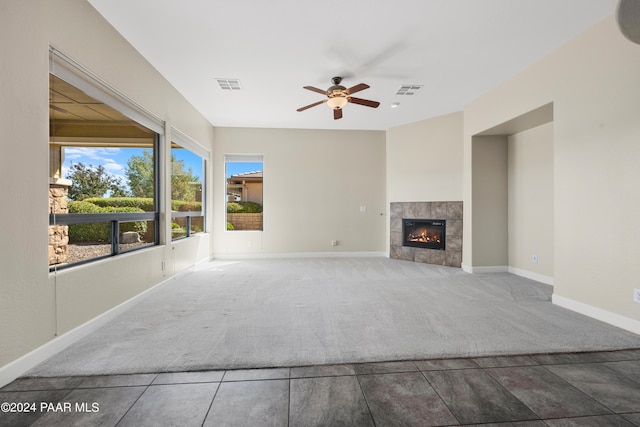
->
[390,201,463,268]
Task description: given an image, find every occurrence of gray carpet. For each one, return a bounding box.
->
[30,257,640,377]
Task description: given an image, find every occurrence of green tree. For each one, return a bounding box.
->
[126,150,155,198]
[125,150,200,201]
[171,157,199,202]
[66,162,128,201]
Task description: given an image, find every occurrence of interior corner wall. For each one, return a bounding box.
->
[464,16,640,325]
[212,127,386,256]
[508,123,554,278]
[0,0,214,371]
[471,136,508,267]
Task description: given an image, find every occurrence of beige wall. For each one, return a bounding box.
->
[213,127,387,255]
[0,0,53,371]
[464,16,640,323]
[386,112,464,251]
[471,136,509,267]
[508,123,554,278]
[245,182,263,205]
[386,112,463,202]
[0,0,213,371]
[468,123,555,275]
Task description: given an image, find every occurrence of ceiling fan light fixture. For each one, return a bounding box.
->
[327,96,348,110]
[297,77,379,118]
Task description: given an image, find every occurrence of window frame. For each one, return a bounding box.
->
[49,47,163,271]
[224,154,264,232]
[170,127,208,241]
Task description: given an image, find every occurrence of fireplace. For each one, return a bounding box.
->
[391,202,461,267]
[402,219,446,250]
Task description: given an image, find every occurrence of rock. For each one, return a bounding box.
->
[120,231,141,244]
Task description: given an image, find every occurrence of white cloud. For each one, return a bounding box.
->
[64,147,121,163]
[103,159,124,173]
[63,147,128,184]
[63,148,85,160]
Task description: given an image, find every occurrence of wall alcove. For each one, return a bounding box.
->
[469,102,555,285]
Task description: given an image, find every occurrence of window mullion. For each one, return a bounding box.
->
[111,221,120,255]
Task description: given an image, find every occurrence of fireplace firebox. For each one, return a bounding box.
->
[402,219,446,250]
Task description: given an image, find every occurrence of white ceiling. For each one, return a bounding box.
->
[87,0,615,131]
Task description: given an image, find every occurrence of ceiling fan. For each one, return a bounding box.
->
[296,77,380,120]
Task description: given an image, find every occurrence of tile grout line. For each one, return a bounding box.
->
[418,368,462,426]
[200,379,222,427]
[354,371,378,427]
[539,362,627,416]
[601,360,640,388]
[480,365,546,423]
[286,374,291,427]
[35,387,77,426]
[113,374,158,426]
[538,414,636,425]
[6,351,640,426]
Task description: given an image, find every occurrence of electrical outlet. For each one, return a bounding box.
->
[531,255,538,264]
[331,240,338,246]
[634,288,640,303]
[247,241,252,248]
[161,260,166,271]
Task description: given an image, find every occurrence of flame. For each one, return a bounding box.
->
[407,228,440,243]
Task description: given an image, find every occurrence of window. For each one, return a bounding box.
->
[171,129,206,240]
[225,155,263,231]
[49,48,163,270]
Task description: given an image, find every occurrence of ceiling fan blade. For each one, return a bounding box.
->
[297,100,327,112]
[303,86,328,95]
[348,97,380,108]
[346,83,369,95]
[334,108,343,120]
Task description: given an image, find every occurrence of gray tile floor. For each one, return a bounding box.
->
[2,349,640,426]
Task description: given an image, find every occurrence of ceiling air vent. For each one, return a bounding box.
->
[395,85,423,96]
[216,79,242,91]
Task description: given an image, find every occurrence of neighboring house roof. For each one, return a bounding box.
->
[227,171,263,199]
[228,171,263,184]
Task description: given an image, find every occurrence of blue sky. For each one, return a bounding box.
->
[63,147,263,186]
[63,147,203,185]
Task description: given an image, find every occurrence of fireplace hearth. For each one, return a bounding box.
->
[403,219,446,250]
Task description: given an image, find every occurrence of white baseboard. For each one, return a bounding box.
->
[461,264,509,274]
[508,267,554,286]
[461,264,554,286]
[212,251,387,260]
[553,294,640,336]
[0,274,176,388]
